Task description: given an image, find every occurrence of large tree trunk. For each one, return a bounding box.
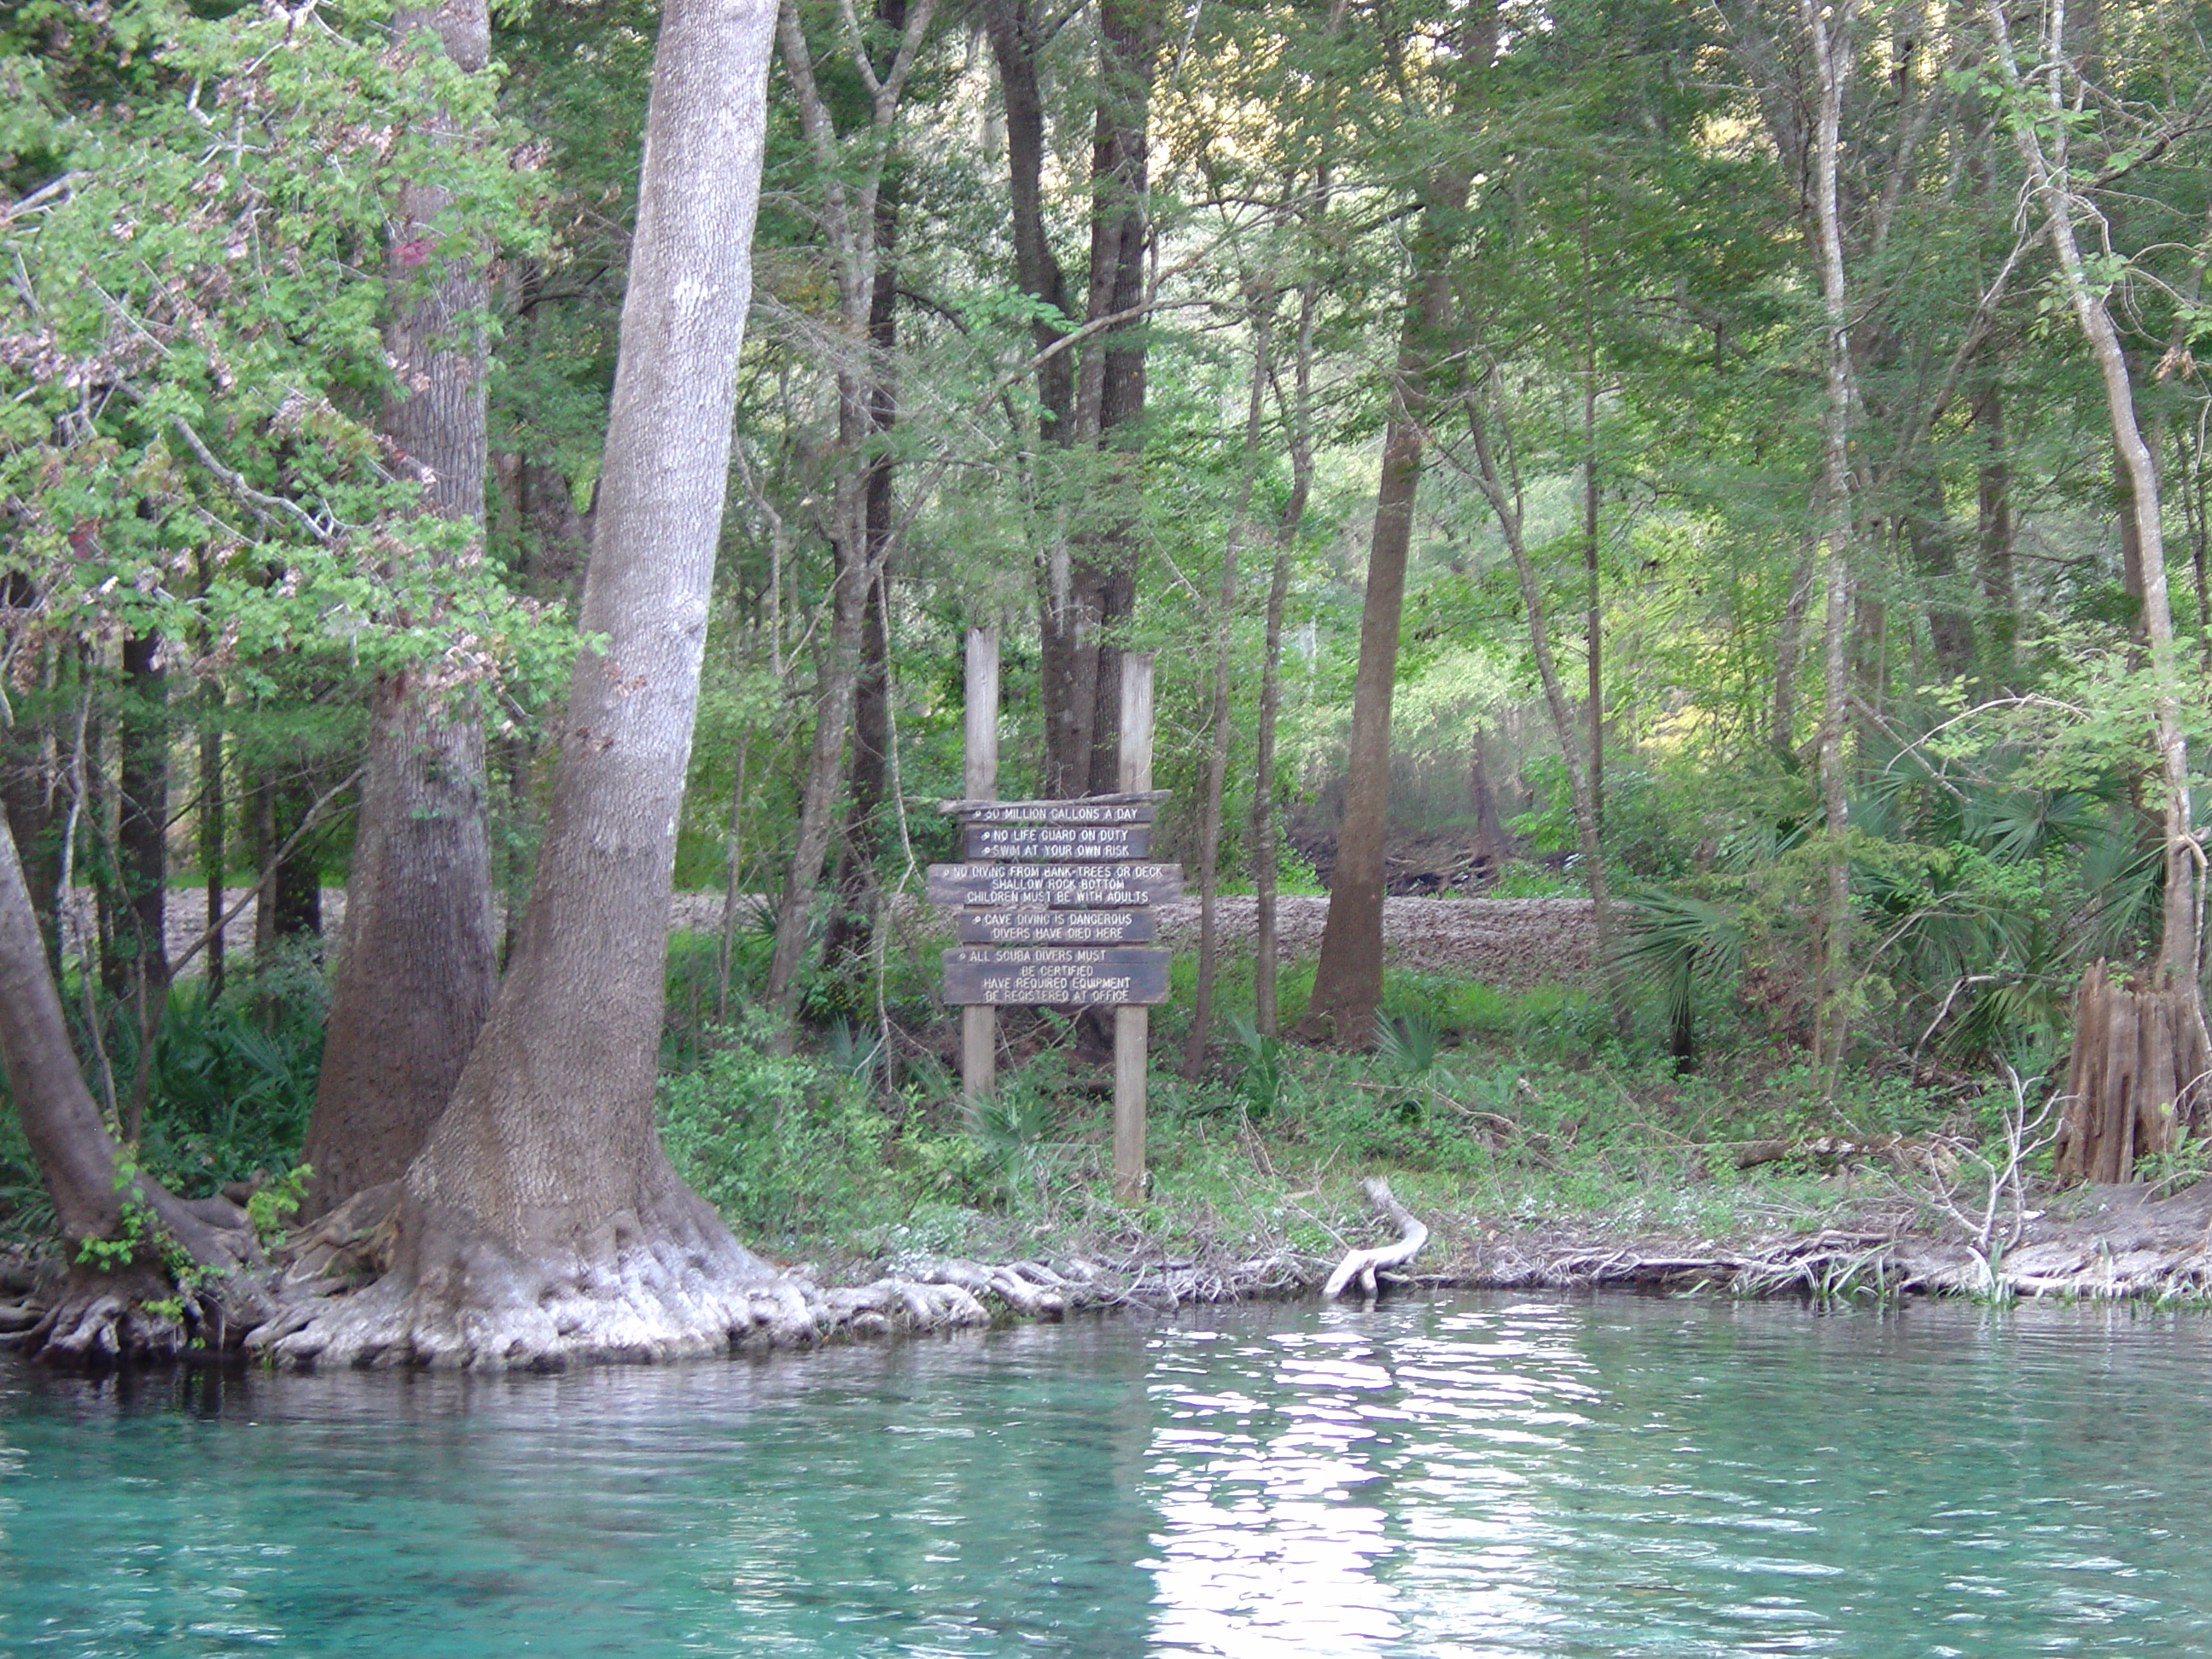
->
[1291,381,1423,1045]
[982,0,1073,438]
[2,812,263,1364]
[300,0,500,1218]
[266,0,782,1370]
[2057,960,2212,1181]
[1295,107,1481,1043]
[1035,0,1155,797]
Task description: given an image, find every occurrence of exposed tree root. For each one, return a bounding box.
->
[248,1214,1332,1371]
[20,1255,275,1368]
[1324,1177,1429,1299]
[11,1188,272,1369]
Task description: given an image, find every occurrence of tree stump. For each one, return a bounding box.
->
[2057,960,2212,1183]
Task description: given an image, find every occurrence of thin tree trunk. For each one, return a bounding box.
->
[824,159,904,975]
[195,550,227,1003]
[763,0,932,1034]
[1580,193,1604,838]
[1988,0,2197,989]
[115,629,169,1143]
[1455,379,1629,1037]
[1903,460,1975,682]
[252,770,323,957]
[3,809,262,1364]
[300,0,499,1217]
[1771,538,1816,763]
[765,549,867,1029]
[1806,0,1859,1081]
[1254,170,1325,1039]
[1182,310,1271,1078]
[271,0,784,1370]
[981,0,1073,437]
[1253,548,1291,1038]
[1973,373,2018,690]
[2174,418,2211,668]
[199,716,224,1001]
[715,732,749,1021]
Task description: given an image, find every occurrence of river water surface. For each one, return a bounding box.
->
[4,1292,2210,1656]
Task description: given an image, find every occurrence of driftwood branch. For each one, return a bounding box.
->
[1324,1177,1429,1299]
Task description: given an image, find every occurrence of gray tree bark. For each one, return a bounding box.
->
[3,810,262,1364]
[270,0,783,1369]
[300,0,499,1216]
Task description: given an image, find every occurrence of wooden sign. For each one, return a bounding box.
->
[946,797,1158,826]
[956,908,1154,946]
[963,823,1149,862]
[926,862,1183,910]
[941,946,1172,1007]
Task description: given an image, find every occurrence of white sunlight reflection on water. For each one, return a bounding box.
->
[1140,1303,1598,1656]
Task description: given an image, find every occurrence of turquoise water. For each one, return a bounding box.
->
[5,1293,2212,1656]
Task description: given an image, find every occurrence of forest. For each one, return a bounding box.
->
[4,0,2212,1368]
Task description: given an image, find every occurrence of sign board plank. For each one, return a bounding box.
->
[955,909,1154,946]
[941,795,1161,824]
[926,862,1183,909]
[964,823,1149,862]
[942,946,1172,1006]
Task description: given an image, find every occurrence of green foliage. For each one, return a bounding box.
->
[1374,1010,1444,1077]
[247,1164,314,1250]
[73,1155,221,1313]
[658,1011,899,1246]
[136,965,326,1194]
[1490,861,1580,898]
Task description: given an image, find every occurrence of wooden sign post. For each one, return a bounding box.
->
[1113,656,1155,1203]
[931,643,1170,1202]
[961,628,998,1103]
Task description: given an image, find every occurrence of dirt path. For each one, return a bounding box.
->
[136,888,1596,989]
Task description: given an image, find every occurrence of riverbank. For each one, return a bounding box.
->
[4,1155,2203,1366]
[9,952,2201,1364]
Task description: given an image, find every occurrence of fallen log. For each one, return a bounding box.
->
[1324,1178,1429,1299]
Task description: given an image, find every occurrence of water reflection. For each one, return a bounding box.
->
[5,1296,2212,1656]
[1132,1298,2212,1657]
[1139,1303,1597,1656]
